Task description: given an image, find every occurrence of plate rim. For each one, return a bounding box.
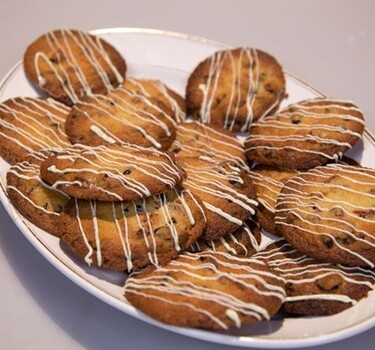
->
[1,26,375,348]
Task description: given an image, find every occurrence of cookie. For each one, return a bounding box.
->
[245,98,365,171]
[190,220,262,257]
[177,157,257,240]
[249,157,360,235]
[123,78,186,122]
[24,29,126,105]
[0,97,71,164]
[65,85,176,150]
[60,189,206,271]
[40,143,185,201]
[275,164,375,267]
[249,165,299,235]
[169,121,247,169]
[124,250,285,330]
[186,47,286,132]
[255,241,375,315]
[6,150,70,237]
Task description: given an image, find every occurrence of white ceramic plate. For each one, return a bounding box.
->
[1,28,375,349]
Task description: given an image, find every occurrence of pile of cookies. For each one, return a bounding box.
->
[1,29,375,331]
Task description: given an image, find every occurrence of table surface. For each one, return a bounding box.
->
[0,1,374,349]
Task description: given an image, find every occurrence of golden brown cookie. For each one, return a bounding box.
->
[255,240,375,315]
[249,165,299,235]
[6,150,70,237]
[24,29,126,105]
[245,98,365,171]
[177,157,257,240]
[275,164,375,267]
[40,143,185,201]
[124,250,285,330]
[122,78,186,122]
[0,97,71,164]
[189,220,262,257]
[249,157,359,235]
[65,85,176,150]
[169,121,247,169]
[186,47,286,132]
[60,189,206,272]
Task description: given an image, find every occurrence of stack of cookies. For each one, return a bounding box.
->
[1,28,375,332]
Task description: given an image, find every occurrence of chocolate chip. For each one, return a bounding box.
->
[49,55,59,64]
[339,236,354,245]
[264,151,275,159]
[285,282,294,291]
[353,210,374,219]
[161,277,169,287]
[55,204,63,213]
[323,237,334,249]
[229,179,242,188]
[198,256,209,263]
[123,169,131,175]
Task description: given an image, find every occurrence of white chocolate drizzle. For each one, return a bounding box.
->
[125,250,285,329]
[255,242,375,305]
[245,98,364,162]
[275,164,375,267]
[0,97,70,156]
[72,190,205,272]
[197,47,283,131]
[89,125,116,143]
[34,29,124,103]
[170,121,248,170]
[181,160,257,229]
[225,309,241,328]
[190,221,262,256]
[6,150,70,221]
[249,166,299,214]
[73,85,176,149]
[126,78,185,122]
[43,143,183,200]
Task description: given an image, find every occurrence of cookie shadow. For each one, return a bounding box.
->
[58,238,127,286]
[345,138,364,164]
[217,313,284,337]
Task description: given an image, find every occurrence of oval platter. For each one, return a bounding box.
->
[0,28,375,348]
